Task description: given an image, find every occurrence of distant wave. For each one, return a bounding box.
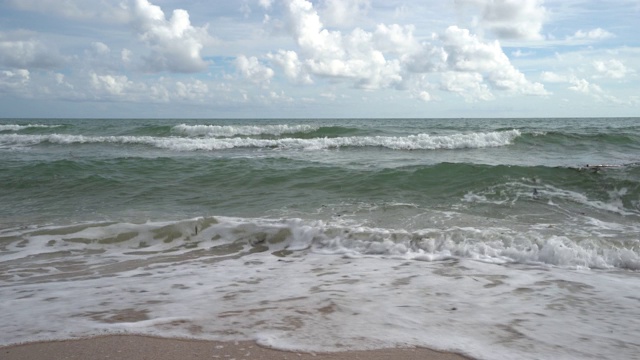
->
[0,129,521,151]
[0,124,63,131]
[518,130,640,147]
[171,124,319,137]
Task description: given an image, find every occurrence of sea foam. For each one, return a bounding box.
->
[1,216,639,360]
[4,215,638,271]
[0,129,521,151]
[171,124,318,137]
[0,124,63,131]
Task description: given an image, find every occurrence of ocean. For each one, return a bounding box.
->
[1,118,639,360]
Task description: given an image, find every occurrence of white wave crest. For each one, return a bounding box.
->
[6,215,638,270]
[171,124,319,137]
[0,124,63,131]
[0,130,522,151]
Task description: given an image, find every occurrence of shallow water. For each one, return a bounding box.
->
[1,118,639,359]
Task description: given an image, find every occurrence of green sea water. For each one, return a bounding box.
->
[1,118,639,226]
[1,118,640,360]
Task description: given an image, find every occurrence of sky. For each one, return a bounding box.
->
[0,0,639,118]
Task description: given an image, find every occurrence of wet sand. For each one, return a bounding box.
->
[1,335,474,360]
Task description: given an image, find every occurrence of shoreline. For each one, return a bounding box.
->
[0,335,474,360]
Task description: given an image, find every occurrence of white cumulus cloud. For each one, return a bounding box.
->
[131,0,213,73]
[235,55,275,84]
[267,50,313,84]
[418,91,432,102]
[440,26,547,95]
[593,59,631,79]
[372,24,420,55]
[263,0,546,101]
[440,71,494,101]
[275,0,405,90]
[90,73,134,96]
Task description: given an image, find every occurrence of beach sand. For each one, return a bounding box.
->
[1,335,473,360]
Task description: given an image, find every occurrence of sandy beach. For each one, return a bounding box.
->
[1,335,473,360]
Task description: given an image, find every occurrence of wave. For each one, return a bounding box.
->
[4,216,639,271]
[0,129,521,151]
[3,157,638,220]
[171,124,319,137]
[517,130,640,148]
[0,124,64,131]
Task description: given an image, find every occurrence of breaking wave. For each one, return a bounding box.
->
[0,129,521,151]
[171,124,319,137]
[0,124,64,131]
[3,215,638,271]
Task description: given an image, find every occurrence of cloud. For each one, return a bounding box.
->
[540,71,567,83]
[239,1,252,18]
[540,59,635,84]
[0,69,30,93]
[274,0,404,90]
[175,80,209,101]
[88,72,216,103]
[283,0,343,59]
[82,41,134,73]
[267,50,313,84]
[54,73,74,90]
[455,0,546,40]
[404,44,447,73]
[372,24,420,55]
[540,71,627,104]
[440,26,547,95]
[540,72,597,94]
[0,31,65,69]
[90,73,136,96]
[235,55,275,84]
[259,0,275,9]
[418,91,432,102]
[261,90,293,104]
[566,77,626,104]
[90,42,111,56]
[482,0,546,40]
[567,28,614,42]
[568,77,601,94]
[318,0,371,28]
[440,71,494,101]
[131,0,213,73]
[122,49,133,63]
[511,49,534,57]
[593,59,631,79]
[262,0,546,101]
[7,0,130,23]
[320,91,336,100]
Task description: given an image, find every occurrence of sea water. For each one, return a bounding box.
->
[0,118,639,360]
